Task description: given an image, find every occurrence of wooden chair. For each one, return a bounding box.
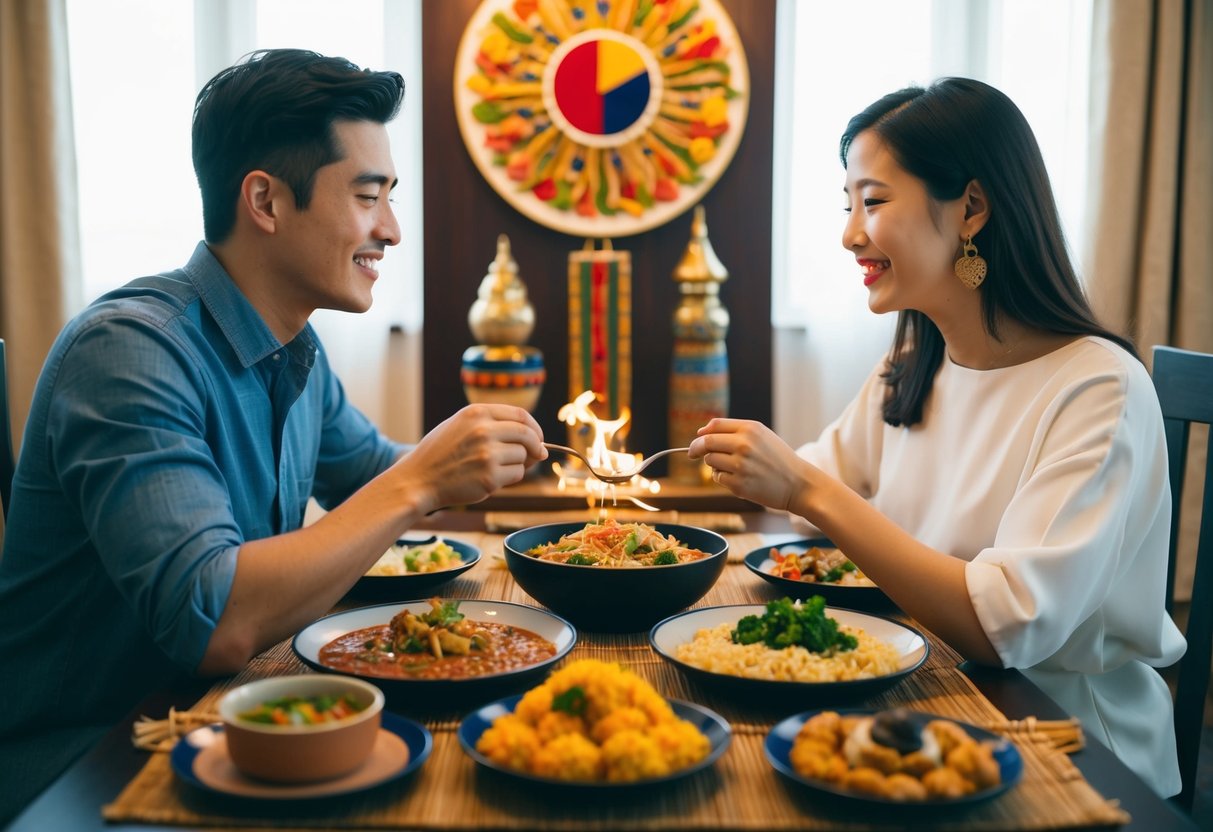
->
[0,338,13,518]
[1151,344,1213,811]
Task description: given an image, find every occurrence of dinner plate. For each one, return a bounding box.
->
[458,694,731,789]
[743,538,894,610]
[649,603,928,702]
[765,708,1022,806]
[348,535,481,602]
[292,600,577,707]
[170,711,432,800]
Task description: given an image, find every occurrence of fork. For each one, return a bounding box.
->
[543,442,691,484]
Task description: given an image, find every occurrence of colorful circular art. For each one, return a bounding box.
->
[454,0,749,237]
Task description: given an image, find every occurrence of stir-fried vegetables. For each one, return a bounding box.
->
[769,546,875,586]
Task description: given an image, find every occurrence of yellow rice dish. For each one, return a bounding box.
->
[474,659,711,782]
[675,622,901,683]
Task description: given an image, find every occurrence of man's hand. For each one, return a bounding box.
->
[392,404,546,513]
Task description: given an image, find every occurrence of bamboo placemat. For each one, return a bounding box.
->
[104,532,1129,830]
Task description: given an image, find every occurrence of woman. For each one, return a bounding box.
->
[690,78,1185,795]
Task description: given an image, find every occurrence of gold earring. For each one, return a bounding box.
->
[954,236,987,289]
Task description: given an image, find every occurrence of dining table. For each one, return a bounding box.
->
[6,493,1200,832]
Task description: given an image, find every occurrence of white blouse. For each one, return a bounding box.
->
[793,336,1186,796]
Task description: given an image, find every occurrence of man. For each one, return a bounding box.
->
[0,48,546,822]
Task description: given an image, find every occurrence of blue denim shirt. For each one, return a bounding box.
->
[0,242,405,814]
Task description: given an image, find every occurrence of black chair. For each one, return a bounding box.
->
[0,338,13,518]
[1152,344,1213,812]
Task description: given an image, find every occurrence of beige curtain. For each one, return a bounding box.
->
[1085,0,1213,598]
[0,0,80,455]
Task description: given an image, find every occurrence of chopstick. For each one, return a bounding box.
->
[979,716,1085,754]
[131,707,220,752]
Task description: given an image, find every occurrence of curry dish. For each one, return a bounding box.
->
[319,598,557,680]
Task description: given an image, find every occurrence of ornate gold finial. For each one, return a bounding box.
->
[669,205,730,485]
[468,233,534,346]
[673,205,728,284]
[462,234,545,412]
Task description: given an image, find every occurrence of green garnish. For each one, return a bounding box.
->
[652,551,678,565]
[823,561,859,583]
[420,599,465,628]
[566,553,598,566]
[552,686,588,716]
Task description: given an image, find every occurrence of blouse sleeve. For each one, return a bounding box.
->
[965,362,1177,671]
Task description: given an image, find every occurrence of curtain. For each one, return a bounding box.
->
[1084,0,1213,598]
[0,0,80,457]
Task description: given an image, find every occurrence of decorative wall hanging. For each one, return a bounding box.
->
[567,239,631,450]
[454,0,749,237]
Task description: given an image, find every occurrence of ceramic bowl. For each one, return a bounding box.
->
[218,674,384,783]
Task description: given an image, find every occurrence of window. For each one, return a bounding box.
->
[65,0,425,439]
[65,0,423,331]
[770,0,1093,445]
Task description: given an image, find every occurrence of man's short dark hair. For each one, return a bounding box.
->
[192,48,404,243]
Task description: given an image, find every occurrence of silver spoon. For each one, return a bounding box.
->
[543,442,691,484]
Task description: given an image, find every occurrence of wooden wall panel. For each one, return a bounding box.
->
[421,1,774,460]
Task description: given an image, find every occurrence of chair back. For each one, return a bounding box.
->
[0,338,13,518]
[1151,344,1213,811]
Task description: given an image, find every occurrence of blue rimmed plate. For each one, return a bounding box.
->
[171,711,432,800]
[743,538,894,610]
[458,694,731,789]
[649,603,928,703]
[765,708,1022,806]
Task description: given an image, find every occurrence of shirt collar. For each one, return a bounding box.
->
[182,241,317,370]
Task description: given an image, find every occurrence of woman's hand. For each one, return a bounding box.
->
[689,418,815,514]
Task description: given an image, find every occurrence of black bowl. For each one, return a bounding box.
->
[502,522,728,632]
[347,535,481,602]
[744,537,894,610]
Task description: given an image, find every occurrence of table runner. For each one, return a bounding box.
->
[103,531,1129,830]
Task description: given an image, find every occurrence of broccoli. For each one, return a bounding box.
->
[823,561,859,583]
[730,597,857,653]
[652,551,678,565]
[566,553,598,566]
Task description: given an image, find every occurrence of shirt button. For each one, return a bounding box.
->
[272,353,281,362]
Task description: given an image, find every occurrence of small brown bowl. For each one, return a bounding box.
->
[218,674,384,783]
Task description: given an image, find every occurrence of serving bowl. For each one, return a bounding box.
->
[743,537,894,610]
[348,535,481,601]
[459,694,731,790]
[765,708,1022,807]
[292,600,577,710]
[650,603,928,703]
[502,522,728,632]
[217,674,384,783]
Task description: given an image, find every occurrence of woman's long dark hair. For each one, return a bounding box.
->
[840,78,1136,427]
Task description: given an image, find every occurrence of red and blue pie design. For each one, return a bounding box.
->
[455,0,749,237]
